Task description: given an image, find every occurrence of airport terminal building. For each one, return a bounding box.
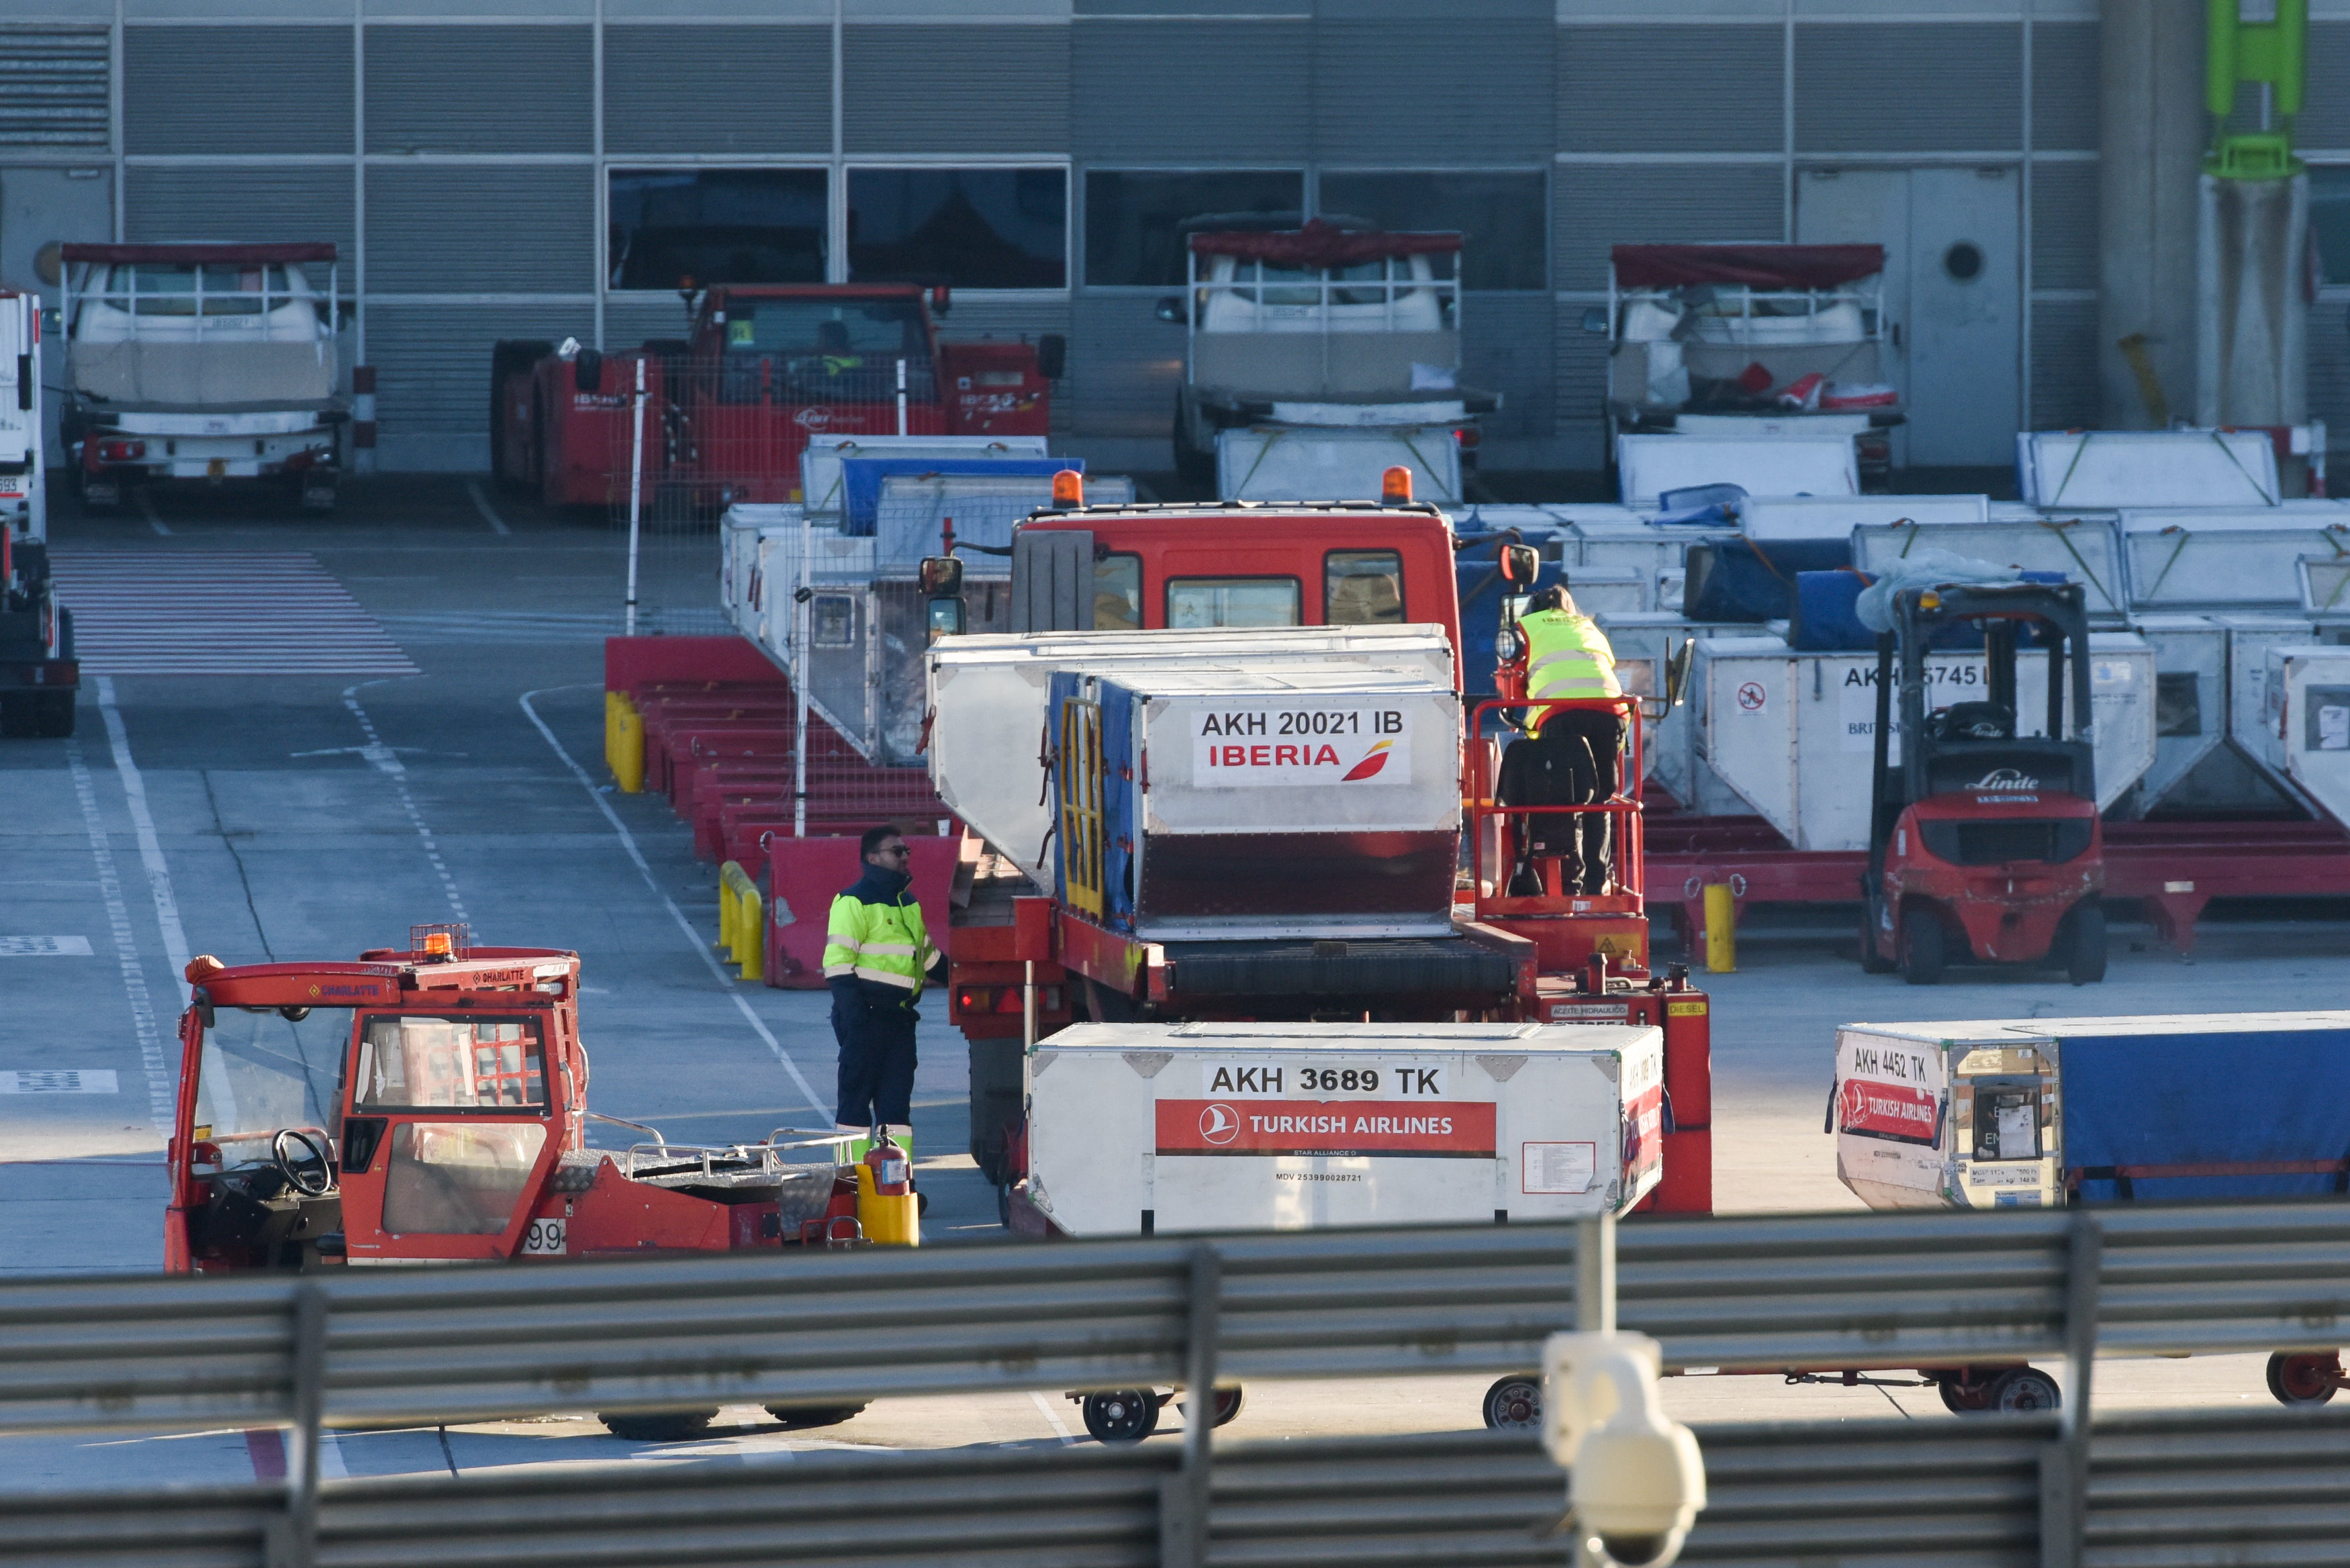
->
[1,0,2345,474]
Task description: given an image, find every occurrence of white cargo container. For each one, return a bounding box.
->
[798,434,1049,516]
[1591,611,1752,804]
[2263,644,2350,828]
[2126,614,2228,812]
[1741,493,1991,541]
[1614,434,1859,507]
[1025,1021,1664,1236]
[2120,505,2350,610]
[2224,614,2332,801]
[1214,424,1462,504]
[927,624,1456,885]
[1850,518,2131,622]
[1693,633,2157,851]
[2303,556,2350,624]
[2018,430,2280,508]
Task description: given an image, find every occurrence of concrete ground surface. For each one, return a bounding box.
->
[2,477,2344,1491]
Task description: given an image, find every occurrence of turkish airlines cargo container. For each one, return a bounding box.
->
[1025,1022,1664,1236]
[1833,1012,2350,1212]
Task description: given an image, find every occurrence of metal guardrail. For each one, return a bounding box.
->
[5,1204,2349,1438]
[3,1411,2347,1568]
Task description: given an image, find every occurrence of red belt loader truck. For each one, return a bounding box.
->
[493,283,1062,510]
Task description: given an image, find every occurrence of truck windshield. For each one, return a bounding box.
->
[724,299,928,360]
[353,1016,547,1110]
[1168,577,1301,628]
[102,263,299,317]
[192,1007,352,1161]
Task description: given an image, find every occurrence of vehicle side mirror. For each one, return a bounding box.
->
[1155,296,1188,326]
[919,554,963,598]
[1581,306,1611,336]
[573,348,604,395]
[1499,542,1542,587]
[1035,333,1067,381]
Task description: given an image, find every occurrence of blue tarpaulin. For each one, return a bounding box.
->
[839,456,1078,536]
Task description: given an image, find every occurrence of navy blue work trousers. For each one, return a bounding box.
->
[831,982,918,1129]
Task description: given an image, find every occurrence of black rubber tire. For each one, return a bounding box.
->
[2064,899,2108,986]
[1481,1374,1542,1432]
[1080,1389,1160,1443]
[0,693,30,738]
[1178,1386,1246,1429]
[598,1408,719,1442]
[764,1402,868,1428]
[2266,1351,2341,1408]
[1859,896,1895,973]
[1900,909,1946,986]
[30,691,72,738]
[1936,1371,1994,1414]
[1987,1367,2061,1413]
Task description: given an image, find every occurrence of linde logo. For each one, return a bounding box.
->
[1967,767,2039,791]
[1190,707,1412,788]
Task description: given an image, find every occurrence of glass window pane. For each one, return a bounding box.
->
[1167,577,1300,628]
[2313,166,2350,287]
[354,1016,547,1111]
[1317,171,1547,291]
[608,168,829,291]
[1095,553,1141,630]
[382,1122,547,1235]
[193,1008,352,1150]
[848,168,1067,289]
[1326,549,1405,624]
[1084,170,1306,288]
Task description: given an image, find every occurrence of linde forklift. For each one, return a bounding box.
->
[1858,581,2106,985]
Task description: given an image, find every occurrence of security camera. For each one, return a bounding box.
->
[1542,1330,1707,1568]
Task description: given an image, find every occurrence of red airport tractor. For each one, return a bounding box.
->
[1858,581,2107,985]
[165,926,906,1440]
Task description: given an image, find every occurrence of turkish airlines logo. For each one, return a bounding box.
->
[1197,1104,1240,1146]
[1341,740,1394,782]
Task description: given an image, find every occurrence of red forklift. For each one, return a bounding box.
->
[1858,581,2107,985]
[165,926,895,1440]
[491,283,1062,510]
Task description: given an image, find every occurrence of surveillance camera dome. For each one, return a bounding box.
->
[1591,1532,1670,1567]
[1574,1418,1704,1567]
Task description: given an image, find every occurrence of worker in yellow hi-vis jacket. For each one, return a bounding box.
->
[1519,585,1624,895]
[822,824,943,1140]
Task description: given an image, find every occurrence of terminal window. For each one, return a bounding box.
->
[1315,172,1547,291]
[847,168,1068,290]
[608,168,829,292]
[1084,170,1305,289]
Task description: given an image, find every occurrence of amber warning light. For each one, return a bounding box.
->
[1380,465,1413,505]
[1051,470,1084,509]
[420,932,455,959]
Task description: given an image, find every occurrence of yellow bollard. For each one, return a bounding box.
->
[610,694,645,793]
[604,690,623,779]
[717,865,741,961]
[739,885,763,983]
[720,861,762,982]
[1702,882,1737,973]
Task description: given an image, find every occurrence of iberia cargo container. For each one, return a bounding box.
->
[1022,1021,1663,1236]
[1834,1012,2350,1211]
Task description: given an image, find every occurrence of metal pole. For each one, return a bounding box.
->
[624,356,645,637]
[895,356,907,436]
[2040,1212,2103,1568]
[1575,1212,1616,1334]
[1161,1244,1221,1568]
[278,1283,328,1568]
[794,509,810,839]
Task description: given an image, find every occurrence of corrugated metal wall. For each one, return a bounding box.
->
[843,26,1070,155]
[363,26,594,155]
[2032,21,2101,152]
[1554,164,1786,289]
[369,303,594,436]
[1070,19,1311,162]
[1313,6,1552,163]
[366,164,597,294]
[123,26,352,156]
[124,166,357,257]
[1558,24,1783,156]
[1795,23,2024,154]
[0,25,107,150]
[604,26,831,156]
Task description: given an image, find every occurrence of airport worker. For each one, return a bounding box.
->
[1520,583,1626,894]
[823,823,941,1140]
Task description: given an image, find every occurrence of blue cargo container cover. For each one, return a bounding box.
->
[840,456,1078,536]
[1045,669,1139,930]
[2059,1025,2350,1202]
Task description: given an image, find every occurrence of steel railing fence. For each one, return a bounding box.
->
[5,1202,2348,1567]
[5,1411,2349,1568]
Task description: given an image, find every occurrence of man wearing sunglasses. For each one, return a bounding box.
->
[822,824,943,1143]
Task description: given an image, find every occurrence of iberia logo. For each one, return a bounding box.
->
[1341,740,1394,782]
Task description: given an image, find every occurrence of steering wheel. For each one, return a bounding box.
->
[271,1128,334,1197]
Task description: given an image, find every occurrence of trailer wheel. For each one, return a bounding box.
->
[764,1402,869,1428]
[1936,1371,1995,1413]
[1899,910,1946,986]
[1987,1367,2060,1413]
[1858,897,1895,974]
[0,694,30,738]
[1080,1389,1160,1443]
[2063,900,2106,986]
[597,1408,719,1442]
[1179,1386,1245,1429]
[2266,1351,2341,1408]
[1481,1374,1542,1432]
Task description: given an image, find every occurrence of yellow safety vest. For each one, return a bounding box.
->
[1523,608,1622,702]
[822,881,937,997]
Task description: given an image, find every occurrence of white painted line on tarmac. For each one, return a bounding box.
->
[466,481,512,536]
[1030,1390,1078,1447]
[519,687,830,1120]
[0,935,94,955]
[136,490,169,536]
[342,681,469,925]
[65,738,177,1139]
[96,678,194,991]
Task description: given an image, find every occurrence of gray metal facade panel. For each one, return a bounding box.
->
[1313,19,1553,162]
[1067,291,1180,438]
[1793,22,2023,154]
[2298,22,2350,148]
[363,25,592,155]
[2312,308,2350,458]
[1070,19,1310,162]
[1462,293,1552,439]
[0,24,109,150]
[2030,295,2098,430]
[366,164,596,293]
[1553,162,1784,289]
[2030,21,2098,153]
[843,26,1069,154]
[123,26,351,156]
[369,302,594,436]
[1552,317,1607,462]
[604,25,831,155]
[1558,24,1781,155]
[2030,160,2096,294]
[124,165,356,257]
